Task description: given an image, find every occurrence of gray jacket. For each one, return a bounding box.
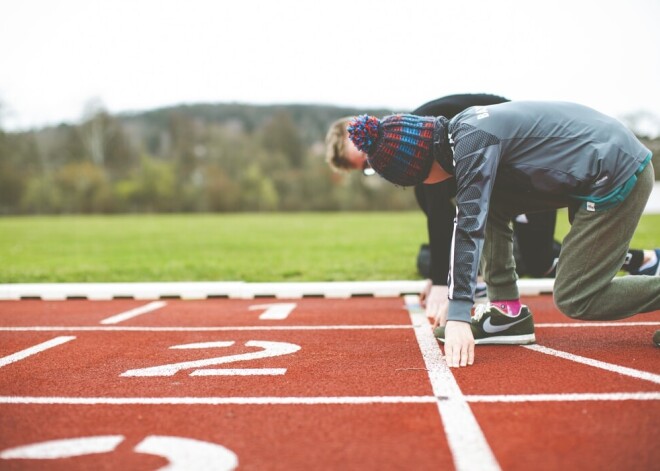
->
[441,101,651,323]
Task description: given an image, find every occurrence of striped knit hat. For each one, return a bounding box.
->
[347,114,436,186]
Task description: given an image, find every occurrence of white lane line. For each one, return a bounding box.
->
[191,368,287,376]
[0,396,437,405]
[3,323,657,332]
[536,321,660,327]
[466,392,660,402]
[524,344,660,384]
[405,295,500,471]
[100,301,167,325]
[0,393,658,406]
[0,336,76,369]
[0,325,412,332]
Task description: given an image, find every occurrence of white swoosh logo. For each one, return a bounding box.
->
[483,316,528,333]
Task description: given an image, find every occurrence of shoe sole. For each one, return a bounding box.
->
[474,334,536,345]
[436,334,536,345]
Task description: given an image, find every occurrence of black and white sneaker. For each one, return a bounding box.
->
[632,249,660,276]
[434,304,536,345]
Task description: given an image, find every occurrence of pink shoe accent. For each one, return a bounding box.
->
[492,299,522,316]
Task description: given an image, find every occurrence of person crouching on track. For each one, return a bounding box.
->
[347,101,660,367]
[325,94,660,331]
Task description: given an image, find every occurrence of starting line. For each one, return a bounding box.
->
[1,392,658,405]
[1,322,658,333]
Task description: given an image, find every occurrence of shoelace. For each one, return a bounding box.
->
[473,303,491,321]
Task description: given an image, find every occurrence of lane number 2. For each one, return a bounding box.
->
[120,340,301,377]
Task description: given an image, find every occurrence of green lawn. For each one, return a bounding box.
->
[0,212,658,283]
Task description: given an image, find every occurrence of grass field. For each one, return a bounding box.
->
[1,212,659,283]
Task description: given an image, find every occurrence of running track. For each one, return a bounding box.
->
[0,293,658,470]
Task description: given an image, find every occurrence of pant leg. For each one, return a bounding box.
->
[482,203,520,301]
[513,210,558,277]
[554,163,660,320]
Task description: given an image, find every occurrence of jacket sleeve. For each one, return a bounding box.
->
[424,181,457,285]
[447,125,502,323]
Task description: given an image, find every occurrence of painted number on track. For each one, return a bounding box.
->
[0,435,238,470]
[248,303,297,320]
[121,340,301,377]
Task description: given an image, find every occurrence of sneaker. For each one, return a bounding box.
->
[475,282,488,302]
[654,330,660,347]
[635,249,660,276]
[434,304,536,345]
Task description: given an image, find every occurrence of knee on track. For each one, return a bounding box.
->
[553,292,593,320]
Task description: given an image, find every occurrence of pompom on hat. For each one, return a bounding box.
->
[347,114,437,186]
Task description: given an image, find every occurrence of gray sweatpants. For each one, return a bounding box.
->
[482,163,660,320]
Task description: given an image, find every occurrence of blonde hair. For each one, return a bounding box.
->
[324,117,353,171]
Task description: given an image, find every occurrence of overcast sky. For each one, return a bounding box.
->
[1,0,659,134]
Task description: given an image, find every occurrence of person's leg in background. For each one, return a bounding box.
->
[514,209,659,278]
[513,210,559,277]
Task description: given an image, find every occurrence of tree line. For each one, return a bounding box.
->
[0,102,658,215]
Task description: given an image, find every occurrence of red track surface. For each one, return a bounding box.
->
[0,296,658,470]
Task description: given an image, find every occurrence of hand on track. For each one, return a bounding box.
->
[443,321,475,367]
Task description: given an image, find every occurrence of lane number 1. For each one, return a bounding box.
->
[248,303,297,320]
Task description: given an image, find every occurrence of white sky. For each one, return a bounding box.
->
[1,0,659,133]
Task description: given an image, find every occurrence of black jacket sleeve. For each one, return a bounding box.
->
[414,181,456,285]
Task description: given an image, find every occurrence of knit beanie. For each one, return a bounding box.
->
[347,114,436,186]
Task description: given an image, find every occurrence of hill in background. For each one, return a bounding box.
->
[0,102,658,215]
